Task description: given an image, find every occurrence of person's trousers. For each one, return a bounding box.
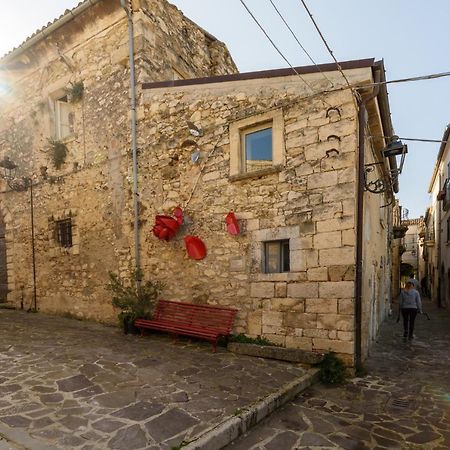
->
[401,308,418,339]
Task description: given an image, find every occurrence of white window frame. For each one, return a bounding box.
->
[55,95,74,141]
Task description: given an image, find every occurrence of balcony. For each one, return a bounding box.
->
[424,229,435,247]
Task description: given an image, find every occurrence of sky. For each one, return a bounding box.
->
[1,0,449,219]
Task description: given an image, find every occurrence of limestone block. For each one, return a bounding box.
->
[305,249,319,268]
[304,140,340,162]
[286,129,318,149]
[307,267,328,281]
[290,250,306,272]
[269,298,304,312]
[295,163,315,177]
[203,171,221,181]
[319,281,354,298]
[246,219,260,231]
[274,282,287,298]
[264,334,286,346]
[342,229,355,246]
[229,257,246,272]
[313,231,341,249]
[261,311,283,327]
[300,220,315,236]
[342,199,355,216]
[262,324,287,335]
[290,236,313,250]
[337,331,354,341]
[312,338,353,354]
[285,118,308,134]
[285,335,313,351]
[302,328,329,339]
[316,216,354,233]
[338,167,356,184]
[312,203,342,221]
[320,152,355,172]
[307,171,338,190]
[338,298,354,314]
[250,282,274,298]
[322,183,355,203]
[318,119,356,142]
[284,312,317,329]
[319,247,354,266]
[287,282,319,298]
[328,265,355,282]
[317,313,354,331]
[305,298,337,314]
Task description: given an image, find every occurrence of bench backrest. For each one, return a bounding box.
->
[155,300,237,334]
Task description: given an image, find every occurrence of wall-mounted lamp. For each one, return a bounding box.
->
[383,137,407,175]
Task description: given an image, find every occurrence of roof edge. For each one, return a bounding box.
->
[1,0,101,63]
[142,58,376,90]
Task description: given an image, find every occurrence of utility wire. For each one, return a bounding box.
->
[268,0,335,88]
[370,135,448,144]
[299,0,353,93]
[238,0,317,95]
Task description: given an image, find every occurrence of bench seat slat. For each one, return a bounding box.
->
[135,300,237,352]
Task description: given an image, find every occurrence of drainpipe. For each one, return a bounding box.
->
[355,71,380,367]
[120,0,141,281]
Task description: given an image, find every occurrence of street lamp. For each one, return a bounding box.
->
[0,156,37,312]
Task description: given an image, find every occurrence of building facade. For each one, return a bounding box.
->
[427,124,450,307]
[0,1,400,365]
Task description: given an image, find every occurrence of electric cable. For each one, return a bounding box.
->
[268,0,335,88]
[369,135,448,144]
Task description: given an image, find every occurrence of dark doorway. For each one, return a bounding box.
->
[0,212,7,303]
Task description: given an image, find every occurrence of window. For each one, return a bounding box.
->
[56,219,73,248]
[264,240,290,273]
[242,124,273,173]
[55,95,74,140]
[229,109,284,179]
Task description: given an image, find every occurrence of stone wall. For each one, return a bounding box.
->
[0,0,237,319]
[138,69,379,363]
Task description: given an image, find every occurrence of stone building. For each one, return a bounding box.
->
[139,59,398,365]
[426,124,450,307]
[0,1,400,366]
[0,0,236,310]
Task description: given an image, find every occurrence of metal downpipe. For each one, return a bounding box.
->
[355,73,380,367]
[120,0,141,279]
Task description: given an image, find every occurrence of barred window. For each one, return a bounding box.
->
[56,219,73,248]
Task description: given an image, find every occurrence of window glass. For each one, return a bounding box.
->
[56,96,74,140]
[244,127,272,173]
[264,239,290,273]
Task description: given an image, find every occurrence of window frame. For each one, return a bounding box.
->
[54,95,75,141]
[263,239,290,274]
[229,109,285,180]
[55,218,73,248]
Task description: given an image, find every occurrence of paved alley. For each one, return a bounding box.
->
[0,310,311,450]
[226,299,450,449]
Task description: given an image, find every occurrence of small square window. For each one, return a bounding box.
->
[242,125,273,173]
[56,219,73,248]
[55,95,74,140]
[264,239,290,273]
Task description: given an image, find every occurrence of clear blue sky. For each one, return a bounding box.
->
[1,0,449,219]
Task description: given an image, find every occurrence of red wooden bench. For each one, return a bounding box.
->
[134,300,237,352]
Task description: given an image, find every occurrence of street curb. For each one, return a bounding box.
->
[184,368,320,450]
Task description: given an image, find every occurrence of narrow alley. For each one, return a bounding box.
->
[227,299,450,449]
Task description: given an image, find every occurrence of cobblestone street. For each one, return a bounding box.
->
[227,299,450,449]
[0,310,311,450]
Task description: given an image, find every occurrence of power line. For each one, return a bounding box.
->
[299,0,353,93]
[267,0,335,88]
[238,0,317,94]
[370,135,448,144]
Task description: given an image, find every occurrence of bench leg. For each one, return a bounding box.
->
[212,339,217,353]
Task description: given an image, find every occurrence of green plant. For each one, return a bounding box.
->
[48,139,68,169]
[317,352,348,385]
[106,269,164,333]
[66,81,84,103]
[229,333,281,347]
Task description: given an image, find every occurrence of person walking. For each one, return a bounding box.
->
[398,281,423,341]
[408,273,420,291]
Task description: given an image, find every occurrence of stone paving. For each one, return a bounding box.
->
[226,299,450,449]
[0,310,309,450]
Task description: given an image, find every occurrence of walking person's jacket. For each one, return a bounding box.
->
[399,289,422,312]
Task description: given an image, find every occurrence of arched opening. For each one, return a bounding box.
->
[0,211,7,303]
